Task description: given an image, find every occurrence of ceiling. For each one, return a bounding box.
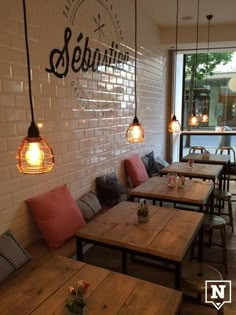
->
[142,0,236,27]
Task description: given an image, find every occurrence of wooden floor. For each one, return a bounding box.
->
[83,183,236,314]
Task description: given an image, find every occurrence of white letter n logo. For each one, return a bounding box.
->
[211,284,226,299]
[205,280,232,310]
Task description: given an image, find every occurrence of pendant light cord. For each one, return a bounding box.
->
[193,0,200,114]
[23,0,35,123]
[175,0,179,56]
[205,15,213,98]
[134,0,137,118]
[173,0,179,112]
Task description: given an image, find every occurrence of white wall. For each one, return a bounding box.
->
[0,0,168,246]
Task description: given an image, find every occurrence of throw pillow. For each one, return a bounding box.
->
[0,230,31,283]
[27,185,86,249]
[141,155,150,171]
[145,151,160,177]
[76,191,102,221]
[125,154,149,187]
[155,157,169,170]
[96,172,128,206]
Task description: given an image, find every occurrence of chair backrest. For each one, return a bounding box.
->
[215,146,236,163]
[189,146,206,154]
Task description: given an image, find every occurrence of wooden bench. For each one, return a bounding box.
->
[26,205,110,260]
[26,237,77,259]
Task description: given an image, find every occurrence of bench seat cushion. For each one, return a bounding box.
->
[26,237,76,259]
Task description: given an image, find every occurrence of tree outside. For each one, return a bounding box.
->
[183,52,233,146]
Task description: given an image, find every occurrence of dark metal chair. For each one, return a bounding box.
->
[189,146,206,154]
[215,146,236,196]
[182,262,224,315]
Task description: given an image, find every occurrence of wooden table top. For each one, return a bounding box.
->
[160,162,223,180]
[77,201,204,263]
[182,153,230,165]
[130,176,214,206]
[0,255,182,315]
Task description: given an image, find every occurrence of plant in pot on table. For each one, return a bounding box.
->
[137,200,149,223]
[65,279,89,315]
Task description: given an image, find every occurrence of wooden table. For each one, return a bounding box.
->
[160,162,223,188]
[181,153,230,190]
[76,201,204,290]
[130,176,214,211]
[0,255,182,315]
[179,130,236,161]
[181,153,230,165]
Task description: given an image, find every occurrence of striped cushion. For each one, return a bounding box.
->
[0,230,31,283]
[76,191,102,221]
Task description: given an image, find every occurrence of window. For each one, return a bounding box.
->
[182,51,236,130]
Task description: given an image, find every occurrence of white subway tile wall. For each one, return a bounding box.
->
[0,0,167,246]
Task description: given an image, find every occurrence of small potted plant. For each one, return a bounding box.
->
[65,279,89,315]
[137,200,149,223]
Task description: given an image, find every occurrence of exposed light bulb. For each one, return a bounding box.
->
[132,125,142,139]
[126,116,144,143]
[168,115,181,133]
[25,142,44,166]
[189,115,199,126]
[201,113,209,123]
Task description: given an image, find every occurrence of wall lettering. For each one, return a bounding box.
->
[45,27,129,78]
[46,0,129,111]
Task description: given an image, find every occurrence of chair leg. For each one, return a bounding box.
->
[228,199,234,233]
[220,227,228,274]
[208,229,213,247]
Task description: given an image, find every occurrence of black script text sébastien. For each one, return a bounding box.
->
[45,27,129,78]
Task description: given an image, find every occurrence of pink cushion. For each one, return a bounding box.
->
[27,185,86,249]
[125,155,149,187]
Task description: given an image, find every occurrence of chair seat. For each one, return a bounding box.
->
[182,262,222,293]
[203,215,226,229]
[213,189,232,201]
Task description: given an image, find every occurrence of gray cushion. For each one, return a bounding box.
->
[142,151,160,177]
[155,157,169,169]
[0,230,31,283]
[76,191,102,221]
[96,172,128,206]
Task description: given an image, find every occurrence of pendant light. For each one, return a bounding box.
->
[17,0,54,174]
[201,14,213,123]
[168,115,181,133]
[189,0,200,127]
[168,0,181,133]
[126,0,144,143]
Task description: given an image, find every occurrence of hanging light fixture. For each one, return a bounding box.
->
[126,0,144,143]
[201,14,213,123]
[189,0,200,127]
[17,0,54,174]
[168,0,181,133]
[168,115,181,133]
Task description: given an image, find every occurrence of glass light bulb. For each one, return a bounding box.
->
[132,125,142,140]
[25,142,44,166]
[189,115,199,126]
[201,114,209,122]
[168,120,181,133]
